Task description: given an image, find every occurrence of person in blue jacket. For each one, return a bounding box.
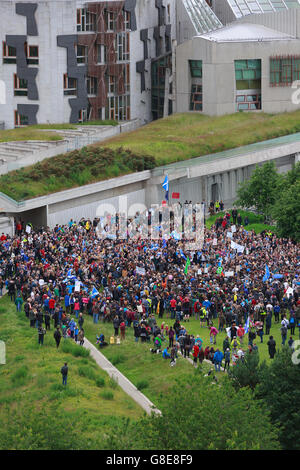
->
[213,348,224,372]
[162,347,171,359]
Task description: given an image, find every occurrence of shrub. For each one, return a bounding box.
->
[110,353,125,366]
[136,379,149,391]
[95,377,105,388]
[108,377,119,390]
[77,366,97,381]
[100,390,114,400]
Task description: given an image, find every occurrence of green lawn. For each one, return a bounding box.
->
[0,295,144,449]
[102,111,300,166]
[2,110,300,198]
[0,121,119,143]
[206,210,275,234]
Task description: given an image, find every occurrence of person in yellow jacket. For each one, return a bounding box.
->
[199,307,206,327]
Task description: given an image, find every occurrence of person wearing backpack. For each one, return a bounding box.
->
[224,348,231,371]
[61,362,68,386]
[280,324,288,345]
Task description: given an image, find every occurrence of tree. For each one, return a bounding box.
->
[228,350,262,391]
[271,170,300,241]
[105,375,280,450]
[235,161,280,220]
[255,347,300,450]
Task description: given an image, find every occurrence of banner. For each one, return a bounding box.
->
[136,267,146,276]
[172,192,180,199]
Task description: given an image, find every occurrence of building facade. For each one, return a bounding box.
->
[2,0,300,128]
[0,0,178,129]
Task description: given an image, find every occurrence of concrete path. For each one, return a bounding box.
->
[82,337,161,416]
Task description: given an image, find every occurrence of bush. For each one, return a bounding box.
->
[77,366,97,381]
[136,380,149,391]
[96,377,105,388]
[100,391,114,401]
[111,353,125,366]
[108,377,119,390]
[11,365,29,386]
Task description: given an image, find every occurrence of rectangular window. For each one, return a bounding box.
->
[235,59,261,90]
[167,4,171,23]
[106,94,130,121]
[3,41,17,64]
[63,74,77,96]
[115,33,130,62]
[123,10,131,30]
[78,109,88,123]
[14,74,28,96]
[105,11,116,31]
[14,110,28,127]
[270,56,300,86]
[189,60,202,78]
[26,44,39,65]
[96,44,107,64]
[76,45,88,64]
[86,76,97,95]
[190,84,202,111]
[236,93,261,111]
[77,8,96,32]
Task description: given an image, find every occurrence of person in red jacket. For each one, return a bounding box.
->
[192,343,200,367]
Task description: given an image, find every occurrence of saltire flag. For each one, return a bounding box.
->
[162,175,169,202]
[263,265,270,282]
[180,249,187,261]
[91,286,100,298]
[244,316,250,334]
[184,257,191,275]
[67,269,73,278]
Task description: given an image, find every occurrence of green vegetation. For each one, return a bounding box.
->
[2,111,300,200]
[0,120,119,142]
[0,147,155,201]
[106,375,280,450]
[236,162,300,240]
[206,209,275,234]
[0,295,144,450]
[103,111,300,165]
[0,127,63,143]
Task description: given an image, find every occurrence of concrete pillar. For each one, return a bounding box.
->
[145,181,161,208]
[295,153,300,164]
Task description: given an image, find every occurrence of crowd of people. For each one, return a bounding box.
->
[0,204,299,375]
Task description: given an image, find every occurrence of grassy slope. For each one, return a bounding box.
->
[0,121,119,143]
[0,295,144,450]
[206,210,275,234]
[1,111,300,198]
[102,111,300,166]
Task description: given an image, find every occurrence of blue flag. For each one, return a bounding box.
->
[91,286,99,298]
[263,265,270,282]
[244,316,250,334]
[162,175,169,202]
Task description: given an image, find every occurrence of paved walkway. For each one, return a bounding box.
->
[82,337,162,416]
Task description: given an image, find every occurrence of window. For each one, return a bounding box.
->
[108,75,116,94]
[63,74,77,95]
[3,42,16,64]
[96,44,106,64]
[235,59,261,90]
[14,110,28,127]
[270,56,300,86]
[14,74,28,96]
[115,33,130,62]
[167,4,171,23]
[26,45,39,65]
[76,45,88,64]
[105,94,130,121]
[190,84,202,111]
[86,76,97,95]
[123,10,131,30]
[236,93,261,111]
[189,60,202,78]
[77,8,96,32]
[105,11,116,31]
[78,109,88,122]
[124,64,130,94]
